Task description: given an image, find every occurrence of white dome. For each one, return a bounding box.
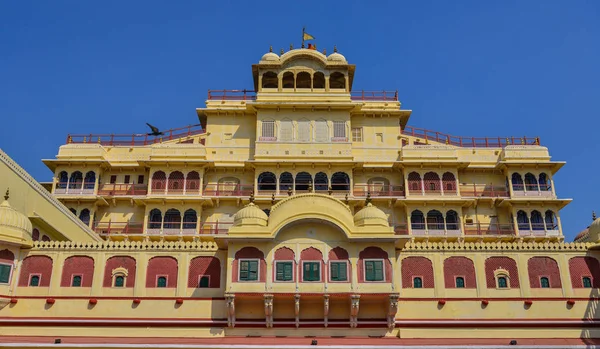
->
[261,52,280,62]
[353,203,389,227]
[0,190,33,246]
[588,217,600,242]
[233,203,268,227]
[327,52,347,63]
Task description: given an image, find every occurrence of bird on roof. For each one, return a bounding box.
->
[146,123,164,136]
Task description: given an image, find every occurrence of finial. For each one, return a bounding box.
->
[288,187,293,196]
[269,46,273,53]
[290,44,293,50]
[271,193,275,205]
[366,192,372,205]
[249,191,255,204]
[344,193,349,204]
[594,211,597,221]
[308,180,313,192]
[323,48,327,55]
[302,42,305,48]
[333,45,338,53]
[328,186,333,196]
[4,188,9,201]
[280,48,284,55]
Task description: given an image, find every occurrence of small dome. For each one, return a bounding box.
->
[233,203,268,227]
[588,218,600,242]
[353,203,389,227]
[327,52,347,63]
[0,192,33,246]
[261,52,280,62]
[575,227,589,242]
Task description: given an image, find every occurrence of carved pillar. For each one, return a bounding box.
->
[323,295,330,328]
[264,294,274,328]
[226,294,236,328]
[294,294,301,328]
[387,294,400,330]
[350,294,360,328]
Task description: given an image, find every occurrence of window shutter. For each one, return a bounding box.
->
[338,262,347,281]
[365,261,374,281]
[284,263,293,281]
[276,263,284,281]
[331,263,338,279]
[280,120,293,141]
[199,276,209,288]
[374,261,383,281]
[249,261,258,280]
[315,120,328,142]
[0,265,10,283]
[298,120,310,142]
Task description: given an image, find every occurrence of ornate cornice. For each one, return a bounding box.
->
[402,241,594,252]
[32,240,218,251]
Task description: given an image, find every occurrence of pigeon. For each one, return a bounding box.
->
[146,123,164,136]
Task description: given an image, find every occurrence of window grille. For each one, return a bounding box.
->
[262,120,275,139]
[315,120,328,142]
[352,127,363,142]
[298,120,310,142]
[280,120,293,141]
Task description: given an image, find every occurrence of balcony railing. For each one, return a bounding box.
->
[98,184,148,196]
[353,185,405,197]
[393,223,409,235]
[402,126,540,148]
[512,184,554,197]
[407,188,459,196]
[203,184,254,197]
[518,223,560,237]
[93,221,144,236]
[350,90,398,101]
[199,222,233,235]
[66,124,205,146]
[55,182,95,195]
[207,89,256,101]
[464,223,515,236]
[460,185,510,198]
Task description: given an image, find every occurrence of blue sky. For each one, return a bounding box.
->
[1,1,598,240]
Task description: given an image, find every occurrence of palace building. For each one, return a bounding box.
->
[1,45,600,348]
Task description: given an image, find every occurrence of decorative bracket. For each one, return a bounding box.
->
[294,294,301,328]
[226,294,236,328]
[387,294,400,330]
[323,295,330,328]
[350,295,360,328]
[264,294,274,328]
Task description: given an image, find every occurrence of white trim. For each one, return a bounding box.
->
[237,258,260,282]
[363,258,386,282]
[274,260,294,283]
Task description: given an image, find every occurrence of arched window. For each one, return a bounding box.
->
[413,277,423,288]
[524,173,538,191]
[282,72,294,88]
[539,173,551,191]
[41,235,50,242]
[168,171,185,193]
[367,177,390,196]
[84,171,96,190]
[314,172,328,192]
[427,210,444,231]
[32,228,40,241]
[511,173,524,191]
[114,275,125,287]
[297,118,311,142]
[313,72,325,88]
[164,209,181,230]
[331,172,350,192]
[330,72,346,89]
[262,71,278,89]
[279,172,293,192]
[57,171,68,189]
[186,171,200,192]
[295,172,312,192]
[314,119,328,142]
[407,172,422,193]
[583,277,593,288]
[151,171,167,192]
[540,277,550,288]
[257,172,276,192]
[69,171,83,189]
[531,210,544,231]
[296,72,311,89]
[446,210,459,231]
[423,172,440,193]
[517,210,530,230]
[148,209,162,229]
[442,172,456,194]
[455,277,465,288]
[79,209,90,226]
[183,209,197,230]
[279,119,293,142]
[497,276,508,288]
[69,208,77,215]
[545,210,557,230]
[411,210,425,230]
[157,276,167,288]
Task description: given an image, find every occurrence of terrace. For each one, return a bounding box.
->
[402,125,540,148]
[206,89,399,102]
[65,124,205,147]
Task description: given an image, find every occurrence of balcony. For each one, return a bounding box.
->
[518,223,560,237]
[203,184,254,197]
[66,124,205,146]
[350,90,398,101]
[54,182,95,196]
[407,188,459,197]
[512,184,554,198]
[98,184,148,196]
[464,223,515,236]
[460,185,509,198]
[410,223,462,237]
[402,126,540,148]
[206,90,399,102]
[353,185,405,198]
[93,221,144,236]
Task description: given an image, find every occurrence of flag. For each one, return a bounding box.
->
[303,32,315,41]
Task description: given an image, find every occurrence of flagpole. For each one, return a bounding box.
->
[302,26,305,48]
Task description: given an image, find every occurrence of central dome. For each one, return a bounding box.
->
[353,203,389,227]
[233,202,268,227]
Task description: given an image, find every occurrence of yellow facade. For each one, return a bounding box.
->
[1,46,599,347]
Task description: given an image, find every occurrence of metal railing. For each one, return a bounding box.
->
[207,89,256,101]
[464,223,515,236]
[353,185,405,197]
[203,184,254,197]
[97,184,148,196]
[460,185,510,198]
[54,182,95,195]
[350,90,398,101]
[402,126,540,148]
[66,124,204,146]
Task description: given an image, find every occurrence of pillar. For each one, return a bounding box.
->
[515,254,530,298]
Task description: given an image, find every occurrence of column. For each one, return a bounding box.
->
[176,254,188,297]
[133,252,147,298]
[515,254,530,298]
[90,252,106,297]
[48,251,64,296]
[557,254,573,298]
[432,254,445,298]
[474,254,488,298]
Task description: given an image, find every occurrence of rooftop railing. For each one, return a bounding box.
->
[206,89,399,102]
[350,90,398,101]
[97,184,148,196]
[66,124,204,146]
[402,126,540,148]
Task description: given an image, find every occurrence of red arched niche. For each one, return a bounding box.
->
[569,256,600,288]
[19,255,53,287]
[103,256,136,287]
[188,256,221,288]
[61,256,94,287]
[401,256,434,288]
[444,256,476,288]
[358,246,392,283]
[528,256,561,288]
[485,256,519,288]
[146,256,178,288]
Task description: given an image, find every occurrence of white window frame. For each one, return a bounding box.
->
[260,120,276,141]
[70,273,83,287]
[238,258,260,282]
[363,258,386,283]
[332,121,347,141]
[351,127,363,142]
[328,260,349,283]
[28,273,42,287]
[0,262,13,285]
[197,275,211,288]
[279,120,294,142]
[274,260,295,283]
[302,260,322,282]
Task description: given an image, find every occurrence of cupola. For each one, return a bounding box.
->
[233,194,268,227]
[0,189,33,247]
[587,211,600,242]
[327,46,347,63]
[353,195,389,227]
[261,46,280,62]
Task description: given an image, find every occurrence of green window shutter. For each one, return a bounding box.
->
[240,261,249,280]
[331,262,347,281]
[157,276,167,287]
[276,262,284,281]
[331,263,338,280]
[114,275,124,287]
[304,262,320,282]
[365,261,374,281]
[248,261,258,281]
[366,261,384,281]
[199,276,209,288]
[0,265,11,284]
[72,275,82,287]
[283,262,293,281]
[374,261,383,281]
[338,262,347,281]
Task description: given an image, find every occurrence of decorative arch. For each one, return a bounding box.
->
[148,209,162,230]
[279,172,293,192]
[446,210,459,231]
[485,256,519,288]
[314,172,328,192]
[262,71,278,89]
[410,210,425,230]
[147,256,178,288]
[188,256,221,288]
[426,210,444,231]
[367,177,390,196]
[444,257,476,288]
[358,246,391,283]
[69,171,83,189]
[103,256,136,287]
[186,171,200,192]
[151,171,167,192]
[217,176,241,195]
[233,247,266,282]
[84,171,96,190]
[32,228,40,241]
[569,256,600,288]
[511,173,524,191]
[517,210,530,230]
[61,256,94,287]
[331,172,350,192]
[300,247,324,283]
[329,72,346,89]
[19,255,53,287]
[296,71,311,89]
[297,118,311,142]
[295,172,312,192]
[423,172,441,193]
[401,256,434,288]
[164,209,181,231]
[314,119,328,142]
[258,172,276,192]
[57,171,69,188]
[313,72,325,88]
[442,172,456,194]
[524,173,538,191]
[407,172,422,193]
[528,257,561,288]
[183,209,197,230]
[531,210,544,231]
[168,171,185,193]
[329,246,350,283]
[282,71,294,88]
[79,209,91,226]
[544,210,557,230]
[280,118,294,142]
[274,247,296,282]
